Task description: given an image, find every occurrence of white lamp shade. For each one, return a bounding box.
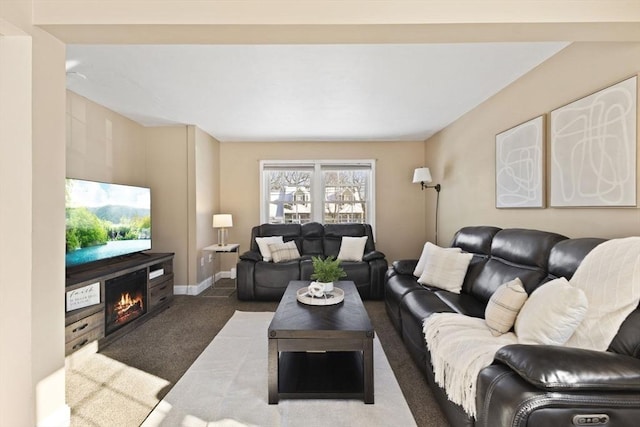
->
[213,214,233,228]
[413,167,432,184]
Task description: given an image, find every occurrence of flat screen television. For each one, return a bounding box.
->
[65,178,151,269]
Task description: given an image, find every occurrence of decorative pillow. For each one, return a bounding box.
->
[337,236,368,262]
[413,242,462,277]
[515,277,588,346]
[485,278,528,337]
[268,240,301,263]
[417,245,473,294]
[255,236,284,262]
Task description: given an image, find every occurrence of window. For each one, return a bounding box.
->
[260,160,375,228]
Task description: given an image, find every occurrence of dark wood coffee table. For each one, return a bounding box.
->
[268,280,374,404]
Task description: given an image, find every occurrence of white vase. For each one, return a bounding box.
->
[308,281,334,297]
[318,281,334,293]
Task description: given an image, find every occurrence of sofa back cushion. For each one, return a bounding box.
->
[468,229,568,302]
[608,309,640,358]
[250,222,377,259]
[451,226,501,255]
[547,238,606,281]
[491,229,568,270]
[323,223,375,258]
[250,223,302,253]
[301,222,324,256]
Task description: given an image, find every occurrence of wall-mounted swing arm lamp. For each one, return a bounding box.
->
[413,167,441,245]
[412,167,441,192]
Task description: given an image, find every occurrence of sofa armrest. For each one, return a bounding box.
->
[239,251,262,262]
[363,250,385,262]
[495,344,640,391]
[391,259,418,276]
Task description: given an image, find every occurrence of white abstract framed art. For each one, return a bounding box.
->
[495,115,545,208]
[550,75,637,207]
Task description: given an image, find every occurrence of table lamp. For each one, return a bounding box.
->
[213,214,233,246]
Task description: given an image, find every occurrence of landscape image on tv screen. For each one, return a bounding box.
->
[66,178,151,268]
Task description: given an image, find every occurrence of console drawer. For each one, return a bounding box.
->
[149,280,173,308]
[65,324,104,355]
[65,311,104,343]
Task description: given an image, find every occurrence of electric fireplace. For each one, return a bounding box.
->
[105,269,147,335]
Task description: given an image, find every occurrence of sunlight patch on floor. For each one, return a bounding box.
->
[66,344,170,427]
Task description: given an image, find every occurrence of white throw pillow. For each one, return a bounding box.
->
[337,236,368,262]
[255,236,284,262]
[413,242,462,277]
[485,278,528,337]
[417,244,473,294]
[515,277,588,346]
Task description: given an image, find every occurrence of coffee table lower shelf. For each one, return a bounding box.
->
[277,351,365,400]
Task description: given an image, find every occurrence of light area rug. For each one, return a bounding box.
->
[142,311,417,427]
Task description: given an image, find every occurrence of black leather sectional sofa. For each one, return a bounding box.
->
[385,226,640,427]
[237,222,387,300]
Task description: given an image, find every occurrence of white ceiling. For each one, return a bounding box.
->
[65,42,569,142]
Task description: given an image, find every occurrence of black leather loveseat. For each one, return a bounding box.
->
[385,226,640,427]
[237,222,387,301]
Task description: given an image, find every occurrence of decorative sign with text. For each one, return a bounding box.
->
[66,282,100,312]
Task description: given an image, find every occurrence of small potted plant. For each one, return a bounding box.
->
[310,255,346,294]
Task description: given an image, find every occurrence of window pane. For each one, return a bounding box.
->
[323,169,369,224]
[266,170,312,224]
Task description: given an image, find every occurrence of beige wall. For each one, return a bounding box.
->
[0,31,36,426]
[1,5,68,426]
[193,127,220,283]
[66,99,221,288]
[425,42,640,245]
[32,27,67,425]
[219,141,426,263]
[66,91,146,186]
[144,127,190,285]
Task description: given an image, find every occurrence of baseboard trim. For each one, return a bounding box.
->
[174,271,234,296]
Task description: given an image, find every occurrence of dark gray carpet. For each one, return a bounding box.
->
[67,280,448,426]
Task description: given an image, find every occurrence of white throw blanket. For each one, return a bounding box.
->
[423,236,640,419]
[566,236,640,350]
[422,313,517,418]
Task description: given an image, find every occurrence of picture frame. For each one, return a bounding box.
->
[495,115,545,208]
[549,75,637,207]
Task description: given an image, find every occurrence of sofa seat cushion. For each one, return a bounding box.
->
[423,312,518,418]
[400,289,456,366]
[384,273,425,332]
[254,260,300,290]
[339,261,370,286]
[435,291,487,319]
